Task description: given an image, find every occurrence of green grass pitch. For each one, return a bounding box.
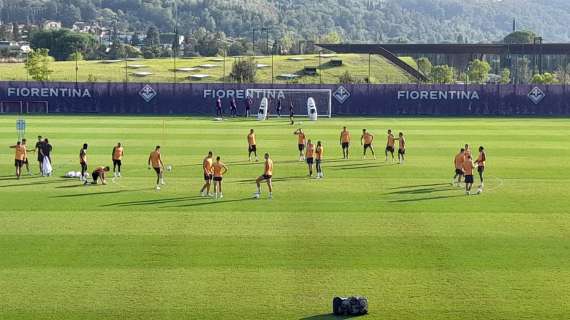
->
[0,116,569,319]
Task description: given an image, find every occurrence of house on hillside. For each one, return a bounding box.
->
[42,20,62,31]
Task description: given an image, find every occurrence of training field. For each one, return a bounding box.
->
[0,116,569,319]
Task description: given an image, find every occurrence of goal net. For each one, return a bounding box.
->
[0,101,48,114]
[245,88,332,118]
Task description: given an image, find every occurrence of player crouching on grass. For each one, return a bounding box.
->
[86,166,110,185]
[462,155,475,195]
[315,141,324,179]
[148,146,165,190]
[453,148,465,186]
[247,129,258,162]
[254,153,274,199]
[200,151,214,197]
[475,146,486,194]
[212,156,228,199]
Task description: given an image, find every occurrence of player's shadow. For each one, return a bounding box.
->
[300,314,362,320]
[389,194,465,203]
[102,196,203,207]
[389,183,448,190]
[0,179,70,188]
[163,197,254,208]
[332,163,394,170]
[385,186,453,195]
[52,188,148,198]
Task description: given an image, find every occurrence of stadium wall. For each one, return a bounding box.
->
[0,81,568,116]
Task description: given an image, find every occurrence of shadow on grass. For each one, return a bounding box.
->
[231,175,308,184]
[0,178,71,188]
[161,197,254,208]
[102,196,203,207]
[385,186,454,195]
[389,183,449,190]
[331,163,394,170]
[300,314,362,320]
[52,188,149,198]
[389,194,465,203]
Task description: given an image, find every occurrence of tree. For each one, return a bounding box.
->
[143,26,161,59]
[467,59,491,83]
[503,31,537,44]
[280,31,296,54]
[12,23,20,41]
[321,31,342,44]
[25,48,53,81]
[30,29,97,61]
[500,68,511,84]
[228,40,247,56]
[230,58,257,83]
[431,65,455,84]
[417,57,432,77]
[67,51,84,61]
[531,73,557,84]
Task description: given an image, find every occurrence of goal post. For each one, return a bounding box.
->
[245,88,332,118]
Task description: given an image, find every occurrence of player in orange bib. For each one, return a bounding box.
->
[9,141,27,179]
[453,148,465,186]
[462,154,475,195]
[212,156,228,199]
[200,151,214,197]
[385,129,396,162]
[21,139,31,175]
[112,143,124,178]
[305,139,316,177]
[255,153,274,199]
[88,166,111,185]
[397,132,406,164]
[148,146,165,190]
[360,129,376,159]
[464,144,472,159]
[339,127,351,159]
[294,128,306,161]
[475,146,487,194]
[247,129,258,162]
[315,141,324,179]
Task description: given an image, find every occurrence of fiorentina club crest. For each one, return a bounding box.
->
[333,85,351,104]
[528,87,545,105]
[139,84,157,102]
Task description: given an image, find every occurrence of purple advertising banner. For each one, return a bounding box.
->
[0,81,568,116]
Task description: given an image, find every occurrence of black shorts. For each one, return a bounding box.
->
[23,158,28,164]
[113,159,122,166]
[455,169,464,175]
[37,155,43,162]
[298,144,305,151]
[249,145,257,153]
[386,146,395,153]
[398,148,405,155]
[213,176,223,182]
[316,159,322,165]
[478,166,485,173]
[81,162,88,172]
[261,174,272,180]
[363,144,372,149]
[92,172,100,182]
[342,142,349,149]
[153,167,162,174]
[15,159,24,168]
[306,157,314,165]
[465,175,474,184]
[204,174,213,181]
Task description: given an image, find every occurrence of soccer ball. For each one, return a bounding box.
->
[477,188,483,195]
[254,193,260,199]
[166,165,173,172]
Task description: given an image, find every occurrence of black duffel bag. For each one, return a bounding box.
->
[332,296,368,316]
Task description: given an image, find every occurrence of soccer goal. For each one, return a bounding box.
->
[245,88,332,118]
[0,101,48,114]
